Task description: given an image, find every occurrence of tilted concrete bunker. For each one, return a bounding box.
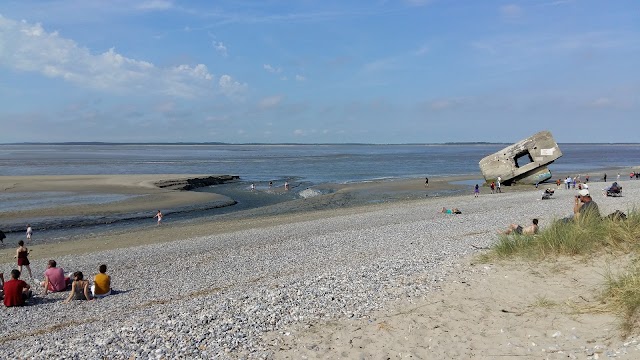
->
[479,131,563,185]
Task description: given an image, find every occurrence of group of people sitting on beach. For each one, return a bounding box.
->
[1,259,112,307]
[442,184,605,237]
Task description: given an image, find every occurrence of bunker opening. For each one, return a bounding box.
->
[514,151,534,168]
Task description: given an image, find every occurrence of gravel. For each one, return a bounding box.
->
[1,180,639,359]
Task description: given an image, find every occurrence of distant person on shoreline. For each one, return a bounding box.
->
[26,224,32,242]
[250,183,255,191]
[3,269,31,307]
[15,240,33,279]
[490,182,495,194]
[0,229,5,244]
[474,184,479,197]
[154,210,163,225]
[603,173,607,182]
[64,271,93,303]
[501,219,539,235]
[269,181,273,188]
[42,260,71,295]
[284,181,289,191]
[92,264,112,298]
[425,177,429,187]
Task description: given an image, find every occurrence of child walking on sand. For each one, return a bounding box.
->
[474,184,480,197]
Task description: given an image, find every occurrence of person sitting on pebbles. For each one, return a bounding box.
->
[3,269,32,307]
[91,264,112,298]
[64,271,94,303]
[42,260,71,295]
[501,218,539,235]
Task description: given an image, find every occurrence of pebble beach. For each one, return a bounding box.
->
[2,178,640,359]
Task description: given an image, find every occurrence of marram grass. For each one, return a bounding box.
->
[486,210,640,261]
[482,209,640,334]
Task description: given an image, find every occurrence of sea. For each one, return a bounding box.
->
[0,143,638,242]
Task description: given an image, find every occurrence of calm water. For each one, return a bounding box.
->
[1,143,638,181]
[0,143,638,242]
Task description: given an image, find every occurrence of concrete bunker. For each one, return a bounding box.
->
[479,131,563,185]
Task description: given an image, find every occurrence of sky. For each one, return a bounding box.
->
[0,0,639,144]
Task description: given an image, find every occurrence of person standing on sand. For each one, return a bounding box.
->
[490,182,495,194]
[474,184,479,197]
[154,210,163,225]
[496,176,502,193]
[284,181,289,191]
[26,224,32,242]
[0,229,6,244]
[15,240,33,279]
[425,177,429,187]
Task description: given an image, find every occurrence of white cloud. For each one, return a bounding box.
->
[137,0,173,11]
[295,74,306,81]
[259,95,284,109]
[219,75,248,98]
[405,0,431,6]
[590,97,613,108]
[0,15,218,98]
[362,57,397,73]
[263,64,282,73]
[414,45,430,56]
[500,4,523,21]
[293,129,306,136]
[214,41,228,57]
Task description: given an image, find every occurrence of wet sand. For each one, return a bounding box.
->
[0,174,479,261]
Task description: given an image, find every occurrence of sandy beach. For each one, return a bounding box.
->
[1,174,640,359]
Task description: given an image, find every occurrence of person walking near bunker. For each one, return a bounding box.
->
[496,176,502,193]
[474,184,480,197]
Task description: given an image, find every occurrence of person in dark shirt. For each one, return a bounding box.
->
[573,189,600,220]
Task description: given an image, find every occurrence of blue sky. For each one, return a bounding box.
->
[0,1,638,144]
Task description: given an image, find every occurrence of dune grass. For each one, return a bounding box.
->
[603,260,640,335]
[482,211,640,261]
[481,210,640,334]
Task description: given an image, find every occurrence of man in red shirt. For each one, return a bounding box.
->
[3,269,31,307]
[42,259,70,295]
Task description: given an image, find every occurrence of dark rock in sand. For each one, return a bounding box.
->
[154,175,240,191]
